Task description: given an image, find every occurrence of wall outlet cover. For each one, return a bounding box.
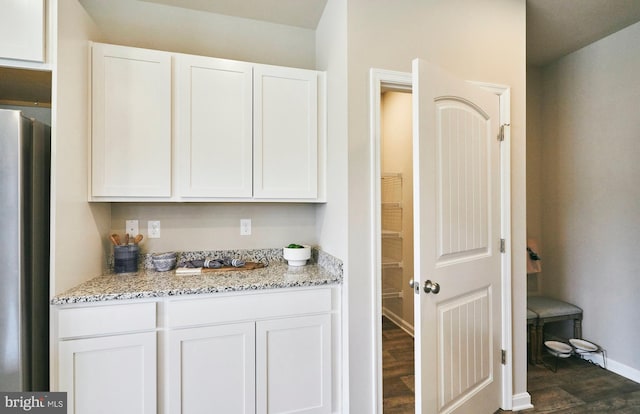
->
[148,220,161,238]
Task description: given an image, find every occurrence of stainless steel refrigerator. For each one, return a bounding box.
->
[0,109,50,391]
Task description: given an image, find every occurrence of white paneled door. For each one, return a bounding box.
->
[412,59,503,414]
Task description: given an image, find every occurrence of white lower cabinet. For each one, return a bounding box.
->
[56,302,158,414]
[55,288,337,414]
[164,288,334,414]
[256,314,331,414]
[167,322,256,414]
[58,332,157,414]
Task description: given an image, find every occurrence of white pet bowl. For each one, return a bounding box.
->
[283,245,311,266]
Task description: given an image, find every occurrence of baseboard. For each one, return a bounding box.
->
[381,307,414,336]
[581,352,640,384]
[511,392,533,411]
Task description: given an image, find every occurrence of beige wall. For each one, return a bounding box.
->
[79,0,316,69]
[540,21,640,378]
[526,66,543,295]
[53,1,324,294]
[52,0,110,294]
[315,0,349,261]
[54,0,530,407]
[84,0,322,256]
[110,203,318,252]
[381,91,414,327]
[315,2,349,411]
[345,0,527,410]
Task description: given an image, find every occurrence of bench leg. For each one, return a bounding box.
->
[536,322,544,364]
[574,318,582,339]
[528,324,538,364]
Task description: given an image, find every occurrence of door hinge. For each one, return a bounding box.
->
[499,238,506,253]
[497,123,510,142]
[501,349,507,365]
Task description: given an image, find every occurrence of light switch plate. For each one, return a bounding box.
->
[148,221,161,238]
[125,220,139,238]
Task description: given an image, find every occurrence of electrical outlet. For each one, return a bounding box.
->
[125,220,139,238]
[240,219,251,236]
[148,221,161,238]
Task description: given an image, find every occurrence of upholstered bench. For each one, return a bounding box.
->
[527,309,538,364]
[527,296,583,363]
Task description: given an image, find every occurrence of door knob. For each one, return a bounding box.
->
[409,279,420,294]
[423,280,440,294]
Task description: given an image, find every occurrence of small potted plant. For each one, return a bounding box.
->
[283,243,311,266]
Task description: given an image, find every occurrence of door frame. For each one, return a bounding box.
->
[369,68,513,412]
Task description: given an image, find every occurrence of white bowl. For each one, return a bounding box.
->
[283,245,311,266]
[545,340,572,359]
[569,338,598,352]
[153,257,177,271]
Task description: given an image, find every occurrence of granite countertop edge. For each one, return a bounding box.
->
[52,249,343,305]
[51,276,341,305]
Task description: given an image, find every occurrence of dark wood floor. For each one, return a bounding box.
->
[516,354,640,413]
[382,316,640,413]
[382,316,415,413]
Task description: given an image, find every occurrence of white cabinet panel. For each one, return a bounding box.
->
[91,43,172,198]
[57,302,156,338]
[256,314,331,414]
[176,55,253,198]
[0,0,45,62]
[167,323,256,414]
[166,288,332,328]
[254,65,318,199]
[59,332,157,414]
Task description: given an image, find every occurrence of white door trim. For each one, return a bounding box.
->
[471,81,514,410]
[369,69,514,412]
[369,68,413,414]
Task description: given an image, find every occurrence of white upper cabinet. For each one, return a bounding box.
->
[89,42,325,202]
[0,0,45,63]
[175,55,253,198]
[253,65,319,199]
[91,43,172,199]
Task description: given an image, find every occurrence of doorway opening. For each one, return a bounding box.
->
[372,70,415,413]
[381,86,415,413]
[372,68,513,412]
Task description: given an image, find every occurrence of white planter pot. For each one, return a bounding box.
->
[283,245,311,266]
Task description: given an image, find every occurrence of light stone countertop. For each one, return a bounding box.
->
[52,249,343,305]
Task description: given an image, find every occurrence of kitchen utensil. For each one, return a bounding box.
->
[124,233,130,245]
[109,234,119,246]
[111,233,121,245]
[133,234,144,244]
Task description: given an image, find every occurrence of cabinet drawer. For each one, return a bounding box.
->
[57,302,156,339]
[166,288,331,328]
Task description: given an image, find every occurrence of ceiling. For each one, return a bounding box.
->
[3,1,640,105]
[527,0,640,66]
[141,0,640,66]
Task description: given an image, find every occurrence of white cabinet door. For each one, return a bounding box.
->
[59,332,157,414]
[253,65,318,199]
[167,323,256,414]
[256,314,331,414]
[0,0,45,62]
[91,43,172,198]
[175,55,253,198]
